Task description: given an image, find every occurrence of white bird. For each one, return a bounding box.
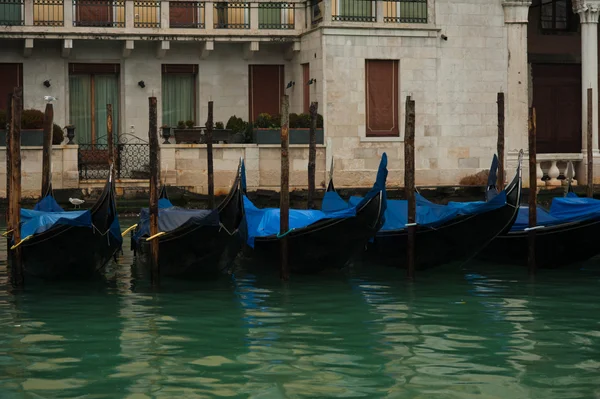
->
[44,95,58,102]
[69,198,85,208]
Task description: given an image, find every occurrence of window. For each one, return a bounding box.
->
[134,0,160,28]
[68,63,120,144]
[540,0,575,32]
[73,0,124,27]
[0,63,22,112]
[365,60,399,137]
[0,0,23,25]
[162,64,197,127]
[214,2,249,29]
[332,0,375,22]
[383,0,427,24]
[258,3,294,29]
[169,1,204,28]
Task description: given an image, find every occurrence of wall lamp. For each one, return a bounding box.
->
[286,81,295,89]
[43,80,51,88]
[138,80,146,88]
[441,34,448,41]
[307,78,316,85]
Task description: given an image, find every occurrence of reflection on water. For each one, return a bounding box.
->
[1,219,600,398]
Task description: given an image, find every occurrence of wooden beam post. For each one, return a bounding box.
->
[9,87,24,286]
[497,92,505,192]
[148,97,160,286]
[41,103,54,198]
[307,102,318,210]
[206,101,215,209]
[587,88,593,198]
[107,103,115,182]
[280,95,290,281]
[6,92,13,255]
[528,107,537,276]
[404,96,416,281]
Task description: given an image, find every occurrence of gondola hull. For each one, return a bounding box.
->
[477,217,600,268]
[245,192,384,274]
[21,227,121,280]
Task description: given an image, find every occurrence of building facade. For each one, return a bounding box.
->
[0,0,597,195]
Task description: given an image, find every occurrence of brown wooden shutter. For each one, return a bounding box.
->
[366,60,399,137]
[302,63,310,114]
[0,63,22,111]
[249,64,285,122]
[169,1,198,26]
[76,0,113,26]
[161,64,198,74]
[69,63,120,74]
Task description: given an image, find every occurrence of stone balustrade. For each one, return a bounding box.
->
[536,153,583,187]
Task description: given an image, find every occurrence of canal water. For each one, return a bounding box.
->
[1,219,600,398]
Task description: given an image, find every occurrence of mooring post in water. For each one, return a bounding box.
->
[587,88,593,198]
[5,92,13,255]
[307,102,318,210]
[206,101,215,209]
[41,103,54,198]
[9,87,24,286]
[148,97,160,285]
[280,95,290,281]
[527,107,537,275]
[404,96,416,281]
[107,104,115,181]
[497,92,505,191]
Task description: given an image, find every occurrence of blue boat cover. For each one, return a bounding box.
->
[322,185,507,232]
[133,205,220,242]
[241,153,388,248]
[511,192,600,231]
[34,196,65,212]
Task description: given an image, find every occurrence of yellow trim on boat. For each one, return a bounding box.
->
[121,224,138,237]
[10,235,32,250]
[145,232,166,241]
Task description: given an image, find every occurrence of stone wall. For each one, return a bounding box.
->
[0,145,79,198]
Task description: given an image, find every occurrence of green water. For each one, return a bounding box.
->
[1,221,600,398]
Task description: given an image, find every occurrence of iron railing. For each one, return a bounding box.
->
[134,0,160,28]
[310,0,323,26]
[78,142,150,180]
[0,0,24,25]
[73,0,125,27]
[214,2,249,29]
[258,2,294,29]
[384,0,427,23]
[34,0,63,26]
[169,0,205,28]
[332,0,375,22]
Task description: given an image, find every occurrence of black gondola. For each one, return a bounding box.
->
[131,160,244,278]
[477,162,600,268]
[322,152,523,270]
[15,172,122,280]
[240,154,388,274]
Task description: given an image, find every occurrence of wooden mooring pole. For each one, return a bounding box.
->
[9,87,24,286]
[206,101,215,209]
[5,92,13,255]
[528,107,537,276]
[404,96,416,281]
[41,103,54,198]
[148,97,160,285]
[497,93,505,191]
[587,88,593,198]
[107,104,114,180]
[280,95,290,281]
[307,102,318,210]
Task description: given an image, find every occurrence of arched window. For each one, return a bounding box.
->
[541,0,575,31]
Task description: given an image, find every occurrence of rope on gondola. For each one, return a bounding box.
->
[218,223,237,236]
[277,228,294,238]
[2,229,14,237]
[10,235,32,250]
[121,224,138,237]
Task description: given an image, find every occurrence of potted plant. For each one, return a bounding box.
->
[252,112,324,144]
[0,108,45,146]
[185,120,195,129]
[161,124,171,144]
[177,120,186,129]
[226,115,249,143]
[174,120,202,144]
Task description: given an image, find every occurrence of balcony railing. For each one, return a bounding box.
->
[34,0,63,26]
[72,0,124,27]
[169,1,205,28]
[331,0,375,22]
[384,0,427,23]
[0,0,24,25]
[134,0,160,28]
[214,2,249,29]
[259,2,294,29]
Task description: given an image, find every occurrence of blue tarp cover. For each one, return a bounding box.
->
[20,208,93,239]
[511,192,600,231]
[323,188,507,232]
[34,196,65,212]
[241,153,388,248]
[133,204,220,242]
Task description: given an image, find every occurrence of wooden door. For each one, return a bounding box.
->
[302,63,310,114]
[77,0,112,26]
[532,63,581,153]
[0,63,22,111]
[249,65,284,122]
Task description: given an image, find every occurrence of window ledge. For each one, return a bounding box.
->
[360,136,403,143]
